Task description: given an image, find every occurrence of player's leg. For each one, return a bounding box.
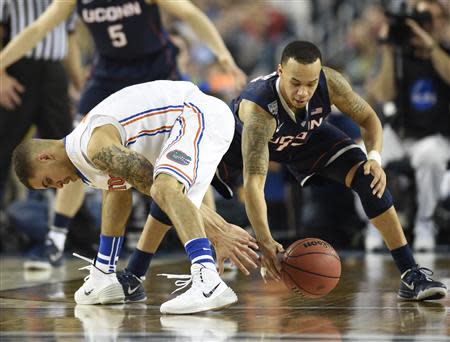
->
[74,189,133,304]
[153,92,237,314]
[365,125,407,252]
[327,151,447,301]
[118,214,171,302]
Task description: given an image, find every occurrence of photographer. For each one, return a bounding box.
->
[367,0,450,252]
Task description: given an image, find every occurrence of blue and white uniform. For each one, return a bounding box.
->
[76,0,180,115]
[218,71,366,189]
[65,80,234,207]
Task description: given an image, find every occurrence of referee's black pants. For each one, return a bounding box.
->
[0,58,73,202]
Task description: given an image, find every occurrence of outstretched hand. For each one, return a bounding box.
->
[363,160,386,198]
[257,237,284,282]
[213,224,259,276]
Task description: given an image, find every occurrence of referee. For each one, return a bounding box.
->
[0,0,80,206]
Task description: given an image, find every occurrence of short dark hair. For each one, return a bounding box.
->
[281,40,322,65]
[12,140,36,189]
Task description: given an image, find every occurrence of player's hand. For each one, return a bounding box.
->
[212,224,260,276]
[257,237,284,282]
[218,55,247,92]
[363,160,386,198]
[0,70,25,110]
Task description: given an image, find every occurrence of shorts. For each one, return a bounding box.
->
[154,90,235,207]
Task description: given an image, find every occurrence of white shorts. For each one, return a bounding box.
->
[153,90,235,207]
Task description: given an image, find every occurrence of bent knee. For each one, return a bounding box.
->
[151,174,185,203]
[345,161,365,187]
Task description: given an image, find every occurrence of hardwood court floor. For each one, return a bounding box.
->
[0,252,449,341]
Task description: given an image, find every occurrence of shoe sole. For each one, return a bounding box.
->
[160,287,238,315]
[75,283,125,305]
[125,295,147,303]
[397,287,447,301]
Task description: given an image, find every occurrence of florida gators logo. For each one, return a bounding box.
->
[167,150,192,165]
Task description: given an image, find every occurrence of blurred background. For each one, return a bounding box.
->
[1,0,449,259]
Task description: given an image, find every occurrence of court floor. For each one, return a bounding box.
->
[0,252,449,341]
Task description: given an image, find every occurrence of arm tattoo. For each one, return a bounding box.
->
[91,145,154,194]
[242,114,275,176]
[324,66,351,98]
[324,66,372,123]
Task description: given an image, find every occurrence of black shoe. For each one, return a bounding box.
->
[398,265,447,301]
[117,269,147,303]
[24,239,64,270]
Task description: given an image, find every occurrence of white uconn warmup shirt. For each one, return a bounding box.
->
[64,80,234,205]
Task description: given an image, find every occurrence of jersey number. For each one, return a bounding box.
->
[108,24,127,48]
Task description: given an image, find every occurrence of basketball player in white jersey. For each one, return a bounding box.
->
[12,80,247,314]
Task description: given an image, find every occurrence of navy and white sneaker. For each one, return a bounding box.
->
[117,269,147,303]
[24,239,64,270]
[398,265,447,301]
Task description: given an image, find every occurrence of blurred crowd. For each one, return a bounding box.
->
[1,0,449,256]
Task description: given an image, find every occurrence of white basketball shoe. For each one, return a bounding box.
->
[159,263,238,314]
[73,253,124,305]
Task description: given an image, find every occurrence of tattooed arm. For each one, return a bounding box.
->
[87,124,154,196]
[239,100,284,279]
[323,66,383,156]
[323,66,387,198]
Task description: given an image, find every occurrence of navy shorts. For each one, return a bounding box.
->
[78,49,180,115]
[213,122,367,198]
[284,122,366,186]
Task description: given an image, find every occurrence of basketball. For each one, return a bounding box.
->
[281,238,341,298]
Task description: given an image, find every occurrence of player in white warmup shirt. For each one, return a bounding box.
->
[12,80,249,314]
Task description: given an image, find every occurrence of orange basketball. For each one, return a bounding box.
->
[281,238,341,298]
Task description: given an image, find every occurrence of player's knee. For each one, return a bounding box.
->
[150,174,184,206]
[350,164,393,219]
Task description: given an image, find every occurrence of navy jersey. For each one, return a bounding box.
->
[231,70,332,163]
[215,70,365,192]
[77,0,171,60]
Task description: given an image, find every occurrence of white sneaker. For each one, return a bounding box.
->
[160,315,238,341]
[158,263,238,314]
[413,220,436,252]
[73,253,124,305]
[365,224,384,252]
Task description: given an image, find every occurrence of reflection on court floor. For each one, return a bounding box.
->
[0,253,449,341]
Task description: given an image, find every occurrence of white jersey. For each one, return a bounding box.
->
[65,80,234,207]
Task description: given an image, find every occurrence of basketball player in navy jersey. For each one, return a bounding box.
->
[213,40,446,301]
[1,0,256,301]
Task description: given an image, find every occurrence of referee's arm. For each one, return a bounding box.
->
[0,0,75,72]
[63,30,85,92]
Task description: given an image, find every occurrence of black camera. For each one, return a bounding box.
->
[385,6,432,45]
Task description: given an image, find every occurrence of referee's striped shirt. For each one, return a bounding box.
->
[0,0,76,61]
